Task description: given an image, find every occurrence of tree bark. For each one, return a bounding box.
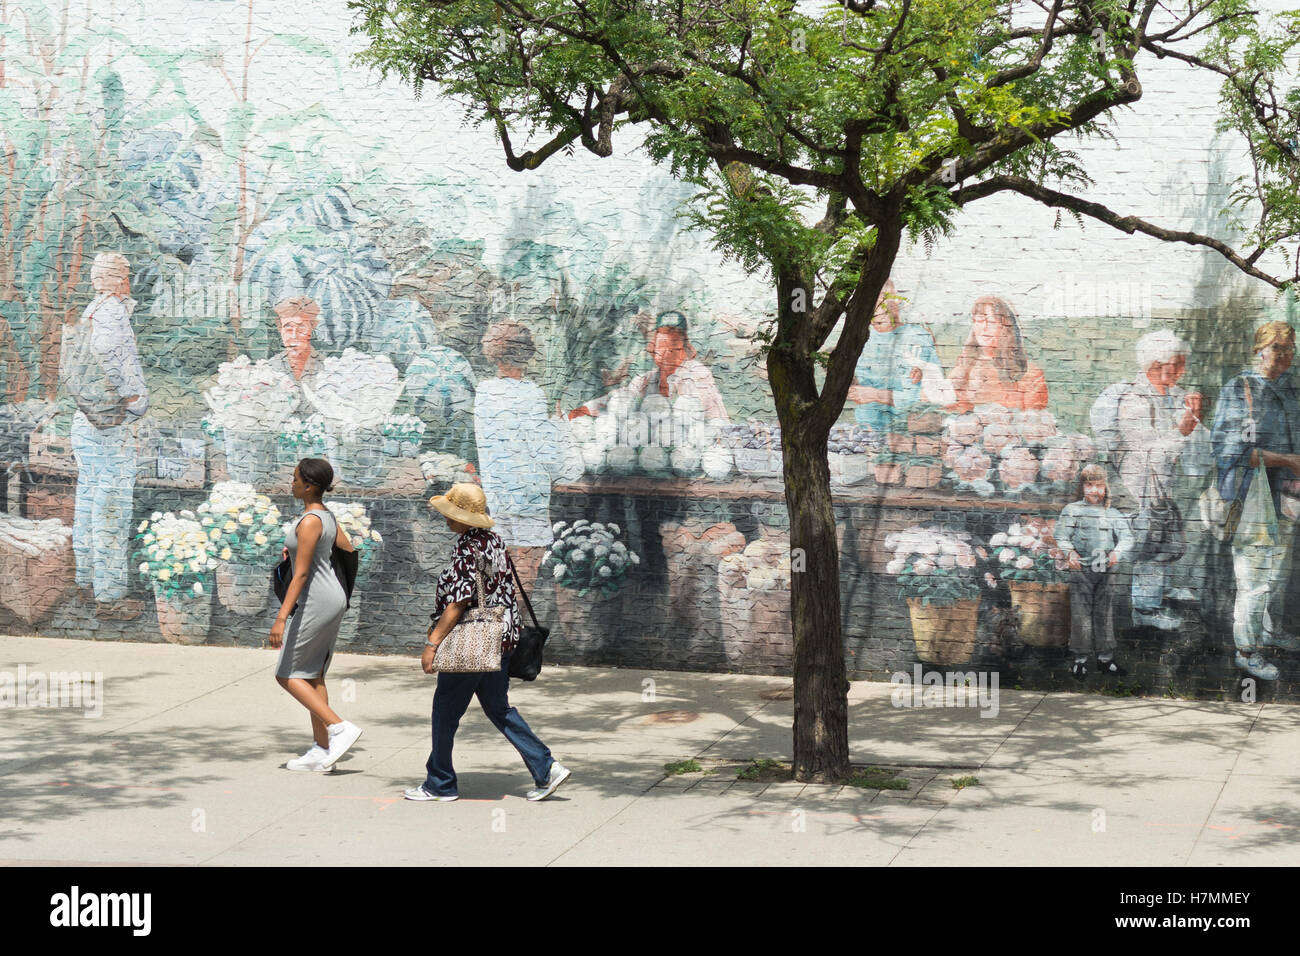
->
[783,415,851,782]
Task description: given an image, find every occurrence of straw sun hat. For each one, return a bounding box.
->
[429,483,494,529]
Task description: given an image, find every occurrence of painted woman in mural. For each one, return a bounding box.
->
[1210,321,1300,681]
[1116,330,1210,631]
[846,279,941,433]
[268,296,324,417]
[567,310,730,423]
[943,295,1049,413]
[474,321,557,591]
[60,253,148,621]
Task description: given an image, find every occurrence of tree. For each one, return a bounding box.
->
[350,0,1300,781]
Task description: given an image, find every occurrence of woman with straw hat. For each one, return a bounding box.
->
[405,482,571,802]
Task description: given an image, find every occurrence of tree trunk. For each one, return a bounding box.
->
[783,414,851,782]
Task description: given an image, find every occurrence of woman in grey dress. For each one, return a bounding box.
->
[269,458,364,772]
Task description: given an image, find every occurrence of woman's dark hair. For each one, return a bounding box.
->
[298,458,335,493]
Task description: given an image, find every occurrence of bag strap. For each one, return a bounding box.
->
[506,551,541,631]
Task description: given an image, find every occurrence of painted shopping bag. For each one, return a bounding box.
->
[1236,463,1280,548]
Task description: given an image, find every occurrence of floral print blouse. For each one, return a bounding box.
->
[431,528,520,653]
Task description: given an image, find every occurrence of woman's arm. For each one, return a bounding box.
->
[1019,365,1049,411]
[269,514,322,648]
[422,599,470,673]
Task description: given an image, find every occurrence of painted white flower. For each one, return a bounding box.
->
[181,510,196,520]
[211,528,223,541]
[552,563,567,579]
[608,523,620,535]
[151,511,162,521]
[999,548,1016,564]
[885,558,906,575]
[1015,555,1034,570]
[570,550,587,563]
[220,547,233,561]
[157,568,171,582]
[371,532,383,544]
[913,559,936,575]
[598,565,612,577]
[138,562,149,574]
[629,553,640,565]
[553,521,567,534]
[137,520,148,533]
[238,512,254,526]
[956,553,977,569]
[253,532,268,547]
[989,533,1008,547]
[937,554,957,569]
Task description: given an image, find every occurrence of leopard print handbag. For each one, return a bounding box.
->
[430,557,506,673]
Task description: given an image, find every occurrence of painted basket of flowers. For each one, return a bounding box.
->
[135,511,215,645]
[989,518,1070,647]
[884,525,986,664]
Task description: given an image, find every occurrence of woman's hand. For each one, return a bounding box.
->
[269,618,286,649]
[421,641,438,674]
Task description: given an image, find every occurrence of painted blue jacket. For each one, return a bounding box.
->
[1211,369,1300,513]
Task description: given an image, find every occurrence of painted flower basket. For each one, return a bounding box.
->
[325,428,387,487]
[0,515,74,623]
[717,536,794,671]
[989,518,1070,647]
[906,597,981,664]
[884,525,989,664]
[544,520,640,660]
[199,483,284,617]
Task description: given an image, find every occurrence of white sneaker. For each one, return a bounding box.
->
[319,720,363,770]
[1236,652,1280,681]
[526,763,571,802]
[404,784,459,802]
[286,744,335,773]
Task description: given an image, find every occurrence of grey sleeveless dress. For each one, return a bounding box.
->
[275,509,348,679]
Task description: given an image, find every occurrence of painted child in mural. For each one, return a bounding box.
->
[60,252,148,621]
[566,310,730,424]
[1056,464,1136,681]
[474,320,559,593]
[267,295,324,417]
[1115,330,1211,630]
[940,295,1049,412]
[846,279,941,433]
[1210,321,1300,682]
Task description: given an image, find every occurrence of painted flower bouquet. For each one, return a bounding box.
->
[202,355,298,432]
[303,348,404,432]
[381,414,426,457]
[279,415,328,459]
[883,525,984,606]
[543,519,640,596]
[988,518,1069,584]
[199,482,283,565]
[135,511,216,601]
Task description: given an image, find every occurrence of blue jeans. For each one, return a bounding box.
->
[424,652,553,796]
[70,411,138,602]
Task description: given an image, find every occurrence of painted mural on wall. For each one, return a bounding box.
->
[4,0,1300,700]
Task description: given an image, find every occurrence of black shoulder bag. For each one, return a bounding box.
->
[273,512,361,614]
[507,554,549,681]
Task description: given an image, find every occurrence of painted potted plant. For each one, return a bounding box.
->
[202,355,299,488]
[884,525,986,664]
[304,349,405,487]
[989,517,1070,647]
[135,511,215,645]
[200,482,282,617]
[278,415,328,474]
[543,519,640,660]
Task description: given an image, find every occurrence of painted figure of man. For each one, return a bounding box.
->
[1116,329,1211,630]
[567,310,729,423]
[1210,321,1300,680]
[62,252,148,620]
[268,295,324,417]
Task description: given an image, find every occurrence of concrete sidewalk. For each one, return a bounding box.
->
[0,634,1297,866]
